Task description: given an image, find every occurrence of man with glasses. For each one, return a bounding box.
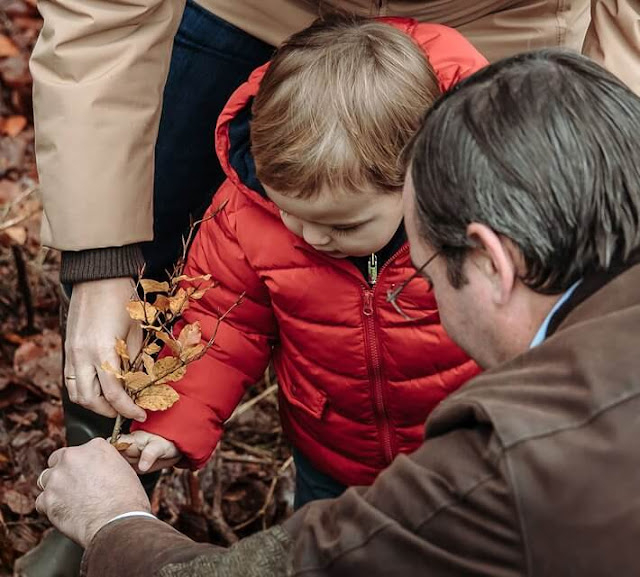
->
[35,49,640,576]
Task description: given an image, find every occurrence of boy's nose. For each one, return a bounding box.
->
[302,224,331,247]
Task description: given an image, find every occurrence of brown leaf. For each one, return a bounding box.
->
[142,353,155,375]
[0,56,31,89]
[1,115,27,137]
[11,430,43,449]
[115,338,130,362]
[140,279,170,294]
[135,384,179,411]
[126,300,158,324]
[168,288,189,316]
[2,490,34,515]
[0,226,27,246]
[189,288,209,300]
[12,331,62,399]
[153,357,186,384]
[153,294,171,313]
[172,274,212,285]
[144,343,162,355]
[13,17,43,32]
[0,35,19,58]
[0,135,27,175]
[155,332,181,355]
[178,322,201,350]
[181,343,205,363]
[122,371,153,393]
[8,523,39,554]
[100,361,122,377]
[0,179,20,204]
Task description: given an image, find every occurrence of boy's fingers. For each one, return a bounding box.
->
[115,433,148,458]
[138,442,166,472]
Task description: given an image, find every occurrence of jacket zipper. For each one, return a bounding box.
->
[361,246,407,465]
[295,242,407,464]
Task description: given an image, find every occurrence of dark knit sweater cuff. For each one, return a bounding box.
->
[60,244,145,284]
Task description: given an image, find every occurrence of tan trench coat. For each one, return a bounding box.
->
[30,0,640,252]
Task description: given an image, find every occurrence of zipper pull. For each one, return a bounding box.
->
[367,253,378,286]
[363,290,374,316]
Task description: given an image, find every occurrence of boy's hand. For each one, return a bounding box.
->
[116,431,182,473]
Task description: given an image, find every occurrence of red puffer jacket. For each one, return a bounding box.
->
[135,19,486,486]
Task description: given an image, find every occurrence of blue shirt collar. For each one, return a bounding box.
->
[530,281,581,349]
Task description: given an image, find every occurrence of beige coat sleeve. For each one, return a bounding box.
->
[30,0,186,251]
[583,0,640,94]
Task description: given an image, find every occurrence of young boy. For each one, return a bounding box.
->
[122,15,486,507]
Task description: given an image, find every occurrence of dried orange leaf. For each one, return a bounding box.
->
[142,353,155,375]
[126,300,158,323]
[2,115,27,137]
[140,279,170,294]
[189,288,209,300]
[135,384,179,411]
[181,343,205,362]
[101,361,122,378]
[172,273,212,285]
[1,226,27,245]
[156,332,181,355]
[178,322,201,350]
[114,442,132,451]
[153,295,171,313]
[123,371,153,392]
[0,35,19,58]
[168,289,189,316]
[115,338,130,362]
[154,356,186,384]
[144,342,162,355]
[3,489,34,515]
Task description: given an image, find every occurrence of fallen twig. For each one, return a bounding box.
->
[231,455,293,532]
[210,452,238,545]
[227,384,278,423]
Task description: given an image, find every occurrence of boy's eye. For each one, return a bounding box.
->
[332,223,362,234]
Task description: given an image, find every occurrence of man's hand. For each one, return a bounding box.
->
[117,431,182,473]
[65,277,146,421]
[35,438,152,548]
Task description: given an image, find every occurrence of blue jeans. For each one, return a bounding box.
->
[293,449,348,510]
[141,0,274,278]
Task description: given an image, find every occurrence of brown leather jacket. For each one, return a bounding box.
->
[30,0,639,255]
[80,255,640,576]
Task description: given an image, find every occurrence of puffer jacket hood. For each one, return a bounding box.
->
[135,19,486,485]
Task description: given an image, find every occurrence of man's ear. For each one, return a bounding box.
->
[466,223,518,306]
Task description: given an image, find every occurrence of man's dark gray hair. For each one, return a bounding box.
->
[409,49,640,293]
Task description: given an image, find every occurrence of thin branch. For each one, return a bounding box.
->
[227,384,277,424]
[210,451,238,545]
[231,456,293,532]
[223,438,274,459]
[218,451,274,466]
[0,185,37,222]
[186,470,203,514]
[110,414,124,445]
[0,207,39,233]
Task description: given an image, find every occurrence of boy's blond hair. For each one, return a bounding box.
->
[251,15,441,198]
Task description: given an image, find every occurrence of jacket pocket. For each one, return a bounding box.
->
[279,379,327,420]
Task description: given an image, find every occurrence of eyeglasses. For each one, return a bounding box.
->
[386,251,440,321]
